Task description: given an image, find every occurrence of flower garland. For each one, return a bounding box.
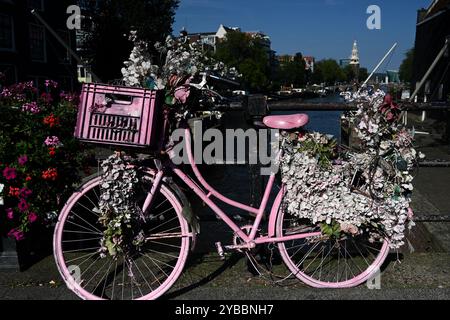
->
[97,152,145,259]
[280,90,423,249]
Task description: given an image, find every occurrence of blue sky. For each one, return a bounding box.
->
[173,0,432,71]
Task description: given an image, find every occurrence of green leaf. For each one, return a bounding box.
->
[165,94,174,106]
[105,238,117,257]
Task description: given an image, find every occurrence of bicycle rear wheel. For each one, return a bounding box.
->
[54,175,191,300]
[275,199,390,288]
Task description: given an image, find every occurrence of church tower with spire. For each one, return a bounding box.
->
[349,40,360,82]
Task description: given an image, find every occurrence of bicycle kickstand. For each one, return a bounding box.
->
[215,242,226,260]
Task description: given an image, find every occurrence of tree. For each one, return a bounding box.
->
[86,0,180,82]
[342,65,368,83]
[314,59,345,85]
[399,49,414,83]
[215,31,270,92]
[343,65,356,83]
[275,52,306,88]
[358,68,369,83]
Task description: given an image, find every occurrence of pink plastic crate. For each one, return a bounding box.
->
[75,83,163,149]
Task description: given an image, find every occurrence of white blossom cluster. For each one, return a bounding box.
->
[121,31,158,88]
[121,31,239,91]
[281,90,422,249]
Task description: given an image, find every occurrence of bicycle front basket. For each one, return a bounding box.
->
[74,83,164,150]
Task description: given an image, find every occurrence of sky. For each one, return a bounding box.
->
[173,0,432,71]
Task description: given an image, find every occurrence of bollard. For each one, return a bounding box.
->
[0,236,20,271]
[244,95,268,122]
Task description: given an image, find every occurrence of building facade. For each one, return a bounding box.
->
[276,54,315,73]
[303,56,315,73]
[339,59,351,68]
[187,24,241,53]
[413,0,450,101]
[0,0,78,89]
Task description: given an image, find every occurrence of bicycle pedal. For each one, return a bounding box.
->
[215,242,226,260]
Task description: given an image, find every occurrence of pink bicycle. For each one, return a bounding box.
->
[53,83,390,300]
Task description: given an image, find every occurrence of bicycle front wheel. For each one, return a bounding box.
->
[275,197,390,288]
[54,175,191,300]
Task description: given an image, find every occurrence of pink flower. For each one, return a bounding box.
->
[1,88,12,98]
[44,136,61,147]
[408,208,414,220]
[18,155,28,166]
[173,76,193,104]
[18,199,29,212]
[174,86,191,104]
[340,222,359,235]
[6,208,14,220]
[60,91,78,104]
[21,102,41,114]
[8,229,25,241]
[45,80,58,89]
[28,212,38,223]
[19,187,32,199]
[3,167,17,180]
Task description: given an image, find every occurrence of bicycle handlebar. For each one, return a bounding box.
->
[199,72,241,88]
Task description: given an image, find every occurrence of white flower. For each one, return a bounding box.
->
[281,88,420,249]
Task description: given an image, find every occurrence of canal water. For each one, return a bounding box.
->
[273,93,344,141]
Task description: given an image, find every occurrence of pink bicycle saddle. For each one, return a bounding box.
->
[263,114,309,130]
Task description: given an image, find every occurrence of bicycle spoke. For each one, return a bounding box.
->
[65,251,97,264]
[140,254,162,287]
[144,253,176,270]
[148,215,178,233]
[73,201,101,220]
[111,260,118,300]
[69,210,102,233]
[63,229,102,236]
[148,240,181,249]
[65,220,102,235]
[144,254,170,280]
[63,237,102,243]
[83,257,111,289]
[131,259,153,293]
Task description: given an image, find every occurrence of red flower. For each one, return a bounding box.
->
[26,176,32,182]
[9,187,20,197]
[3,167,17,180]
[42,168,58,181]
[43,114,60,128]
[49,147,56,157]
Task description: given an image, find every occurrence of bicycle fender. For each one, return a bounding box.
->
[163,176,200,251]
[268,186,285,238]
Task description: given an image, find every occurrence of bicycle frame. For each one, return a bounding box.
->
[143,126,321,249]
